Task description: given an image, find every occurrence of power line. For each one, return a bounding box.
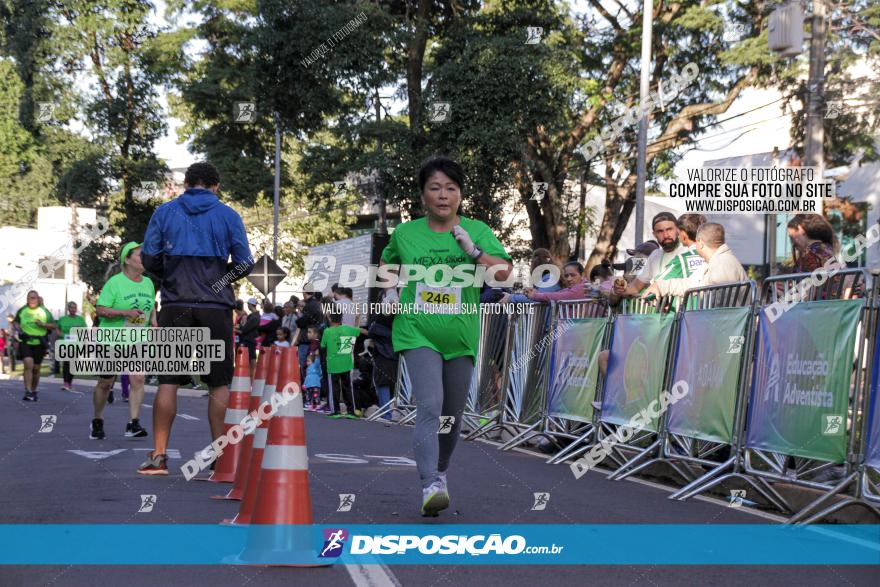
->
[596,98,788,157]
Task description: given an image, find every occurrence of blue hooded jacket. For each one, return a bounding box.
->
[142,188,254,309]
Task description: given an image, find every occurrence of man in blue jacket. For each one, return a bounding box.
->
[138,162,254,475]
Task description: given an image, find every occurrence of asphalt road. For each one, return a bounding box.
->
[0,377,877,586]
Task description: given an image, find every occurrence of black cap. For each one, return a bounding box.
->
[625,239,660,257]
[651,211,678,229]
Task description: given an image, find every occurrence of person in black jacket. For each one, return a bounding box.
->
[365,288,399,420]
[295,289,324,382]
[237,298,261,380]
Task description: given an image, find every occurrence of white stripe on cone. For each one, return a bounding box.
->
[250,380,265,398]
[253,427,268,449]
[261,445,308,470]
[274,397,305,419]
[223,408,249,424]
[230,376,250,391]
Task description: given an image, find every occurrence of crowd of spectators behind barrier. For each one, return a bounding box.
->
[0,211,854,419]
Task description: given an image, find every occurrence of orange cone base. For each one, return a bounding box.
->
[226,525,331,567]
[210,491,242,501]
[223,435,256,501]
[250,470,313,525]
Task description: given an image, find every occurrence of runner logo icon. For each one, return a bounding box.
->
[319,528,348,558]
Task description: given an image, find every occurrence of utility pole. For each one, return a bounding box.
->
[634,0,654,246]
[804,0,827,171]
[272,111,281,304]
[375,88,387,235]
[69,203,79,283]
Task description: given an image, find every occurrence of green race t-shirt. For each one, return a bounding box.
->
[15,305,54,345]
[96,272,156,329]
[655,246,705,281]
[320,324,361,374]
[56,314,87,338]
[381,216,511,361]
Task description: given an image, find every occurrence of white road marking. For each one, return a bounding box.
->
[139,404,198,422]
[68,449,127,460]
[343,561,400,587]
[133,448,181,459]
[312,454,416,467]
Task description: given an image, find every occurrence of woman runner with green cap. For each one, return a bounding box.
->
[88,242,157,440]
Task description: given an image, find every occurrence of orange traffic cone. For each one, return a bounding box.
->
[213,350,268,500]
[233,346,327,566]
[222,347,282,525]
[205,345,251,483]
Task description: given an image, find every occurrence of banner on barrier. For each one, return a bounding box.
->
[746,299,863,463]
[601,313,674,431]
[865,324,880,469]
[667,307,751,444]
[547,318,607,422]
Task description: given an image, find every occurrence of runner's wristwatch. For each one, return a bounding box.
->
[468,246,483,260]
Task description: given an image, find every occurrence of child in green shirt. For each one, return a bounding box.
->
[320,308,362,419]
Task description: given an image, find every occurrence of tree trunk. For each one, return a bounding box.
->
[586,165,636,271]
[406,0,432,152]
[540,179,571,265]
[573,170,587,260]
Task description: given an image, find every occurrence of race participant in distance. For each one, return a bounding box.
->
[15,290,57,402]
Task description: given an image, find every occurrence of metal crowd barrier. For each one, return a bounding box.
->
[740,269,876,522]
[543,299,613,464]
[549,294,678,472]
[785,270,880,523]
[466,302,551,446]
[860,274,880,511]
[461,305,514,437]
[370,352,416,424]
[362,268,880,524]
[651,281,791,512]
[497,299,609,452]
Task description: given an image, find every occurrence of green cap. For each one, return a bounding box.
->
[120,242,142,267]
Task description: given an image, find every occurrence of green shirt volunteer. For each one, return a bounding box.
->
[321,324,362,374]
[381,216,511,361]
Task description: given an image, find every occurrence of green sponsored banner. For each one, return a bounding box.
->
[667,307,751,444]
[547,318,607,422]
[601,313,674,431]
[746,299,863,463]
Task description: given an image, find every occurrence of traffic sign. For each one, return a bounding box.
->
[247,254,287,296]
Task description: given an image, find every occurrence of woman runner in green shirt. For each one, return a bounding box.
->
[381,156,512,516]
[89,242,157,440]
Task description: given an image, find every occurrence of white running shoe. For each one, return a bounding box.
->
[421,480,450,517]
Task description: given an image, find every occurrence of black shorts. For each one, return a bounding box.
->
[240,340,257,361]
[157,306,234,388]
[20,342,47,364]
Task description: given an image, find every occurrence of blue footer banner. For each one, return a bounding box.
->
[0,525,877,565]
